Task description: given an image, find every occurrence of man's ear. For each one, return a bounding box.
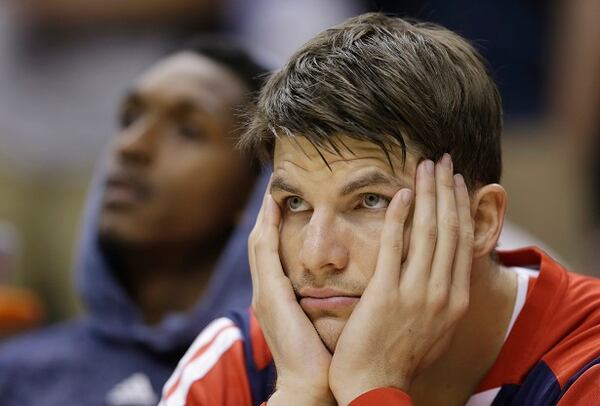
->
[471,184,507,258]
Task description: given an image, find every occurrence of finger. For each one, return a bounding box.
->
[428,154,459,299]
[402,160,437,288]
[372,188,413,286]
[249,176,274,305]
[254,196,293,295]
[254,174,274,226]
[449,174,473,309]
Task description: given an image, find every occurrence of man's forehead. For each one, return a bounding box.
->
[133,53,245,113]
[273,135,416,171]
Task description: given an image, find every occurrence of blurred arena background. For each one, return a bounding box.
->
[0,0,598,327]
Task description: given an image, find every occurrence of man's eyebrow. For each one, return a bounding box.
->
[122,88,205,115]
[270,176,302,195]
[341,171,403,196]
[171,98,205,115]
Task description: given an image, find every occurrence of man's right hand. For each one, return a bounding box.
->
[248,186,336,406]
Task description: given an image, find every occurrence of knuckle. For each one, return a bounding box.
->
[442,175,455,189]
[452,295,470,316]
[441,216,460,234]
[460,230,475,248]
[254,235,270,251]
[414,218,437,240]
[427,288,449,311]
[249,228,260,245]
[425,176,436,192]
[426,224,438,240]
[388,237,404,253]
[460,225,474,238]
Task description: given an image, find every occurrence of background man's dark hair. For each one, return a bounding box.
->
[240,13,503,189]
[180,36,269,95]
[176,36,270,173]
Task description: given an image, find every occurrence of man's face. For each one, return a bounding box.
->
[272,136,420,352]
[99,52,255,246]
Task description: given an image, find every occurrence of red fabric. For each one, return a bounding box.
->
[476,247,600,392]
[161,324,252,406]
[558,364,600,405]
[348,388,413,405]
[541,273,600,387]
[184,340,253,405]
[164,324,236,399]
[164,247,600,405]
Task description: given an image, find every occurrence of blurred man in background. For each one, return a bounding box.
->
[0,0,357,321]
[0,38,269,406]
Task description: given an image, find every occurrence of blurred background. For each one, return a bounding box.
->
[0,0,598,330]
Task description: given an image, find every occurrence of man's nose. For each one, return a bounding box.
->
[113,119,160,166]
[299,210,349,274]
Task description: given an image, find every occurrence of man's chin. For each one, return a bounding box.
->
[312,317,347,353]
[98,212,152,246]
[98,221,150,253]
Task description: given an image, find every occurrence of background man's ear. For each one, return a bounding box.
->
[471,184,507,258]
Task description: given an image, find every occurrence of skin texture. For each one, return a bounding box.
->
[98,52,256,323]
[249,135,517,405]
[273,137,419,352]
[100,52,255,247]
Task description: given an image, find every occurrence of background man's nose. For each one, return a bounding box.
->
[114,120,160,166]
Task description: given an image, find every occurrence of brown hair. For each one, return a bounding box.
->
[240,13,503,188]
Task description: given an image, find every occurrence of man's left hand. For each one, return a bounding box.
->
[329,155,474,405]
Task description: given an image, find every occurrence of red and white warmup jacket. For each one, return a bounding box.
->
[159,248,600,405]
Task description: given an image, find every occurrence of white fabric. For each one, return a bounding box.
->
[159,327,242,406]
[160,317,234,401]
[465,388,501,406]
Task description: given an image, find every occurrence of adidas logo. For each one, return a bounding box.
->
[105,373,158,406]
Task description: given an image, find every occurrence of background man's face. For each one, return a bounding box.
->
[273,136,419,352]
[99,52,255,246]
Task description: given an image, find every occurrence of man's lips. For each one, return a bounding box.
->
[103,173,152,206]
[298,288,361,312]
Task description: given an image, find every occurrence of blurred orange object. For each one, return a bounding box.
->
[0,286,45,339]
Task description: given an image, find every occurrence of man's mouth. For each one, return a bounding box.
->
[298,288,361,312]
[103,173,152,207]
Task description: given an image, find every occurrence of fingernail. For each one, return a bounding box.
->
[400,188,413,205]
[454,174,466,188]
[424,160,434,175]
[441,153,452,169]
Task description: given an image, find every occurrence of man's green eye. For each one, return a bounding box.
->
[286,196,308,212]
[362,193,389,209]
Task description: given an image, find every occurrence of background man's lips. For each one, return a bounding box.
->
[103,176,152,206]
[104,183,143,206]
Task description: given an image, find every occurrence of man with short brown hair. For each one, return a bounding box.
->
[161,14,600,405]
